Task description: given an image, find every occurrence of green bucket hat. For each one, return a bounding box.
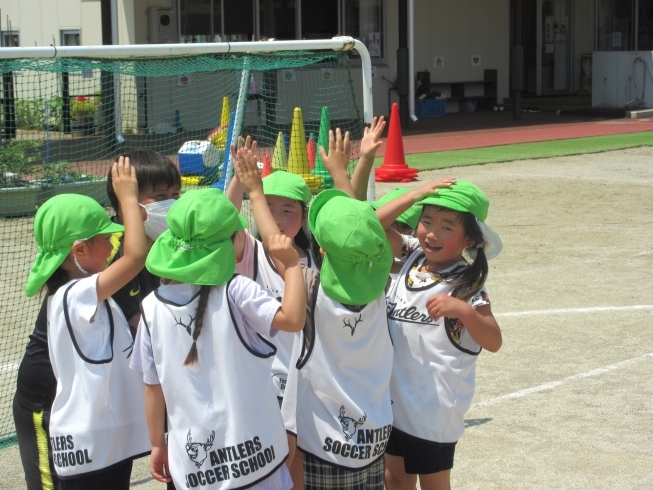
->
[25,194,124,297]
[416,180,502,260]
[369,188,421,230]
[309,189,393,306]
[263,171,312,205]
[146,188,248,285]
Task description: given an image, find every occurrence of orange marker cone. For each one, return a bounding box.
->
[261,155,273,178]
[307,133,316,171]
[375,103,418,182]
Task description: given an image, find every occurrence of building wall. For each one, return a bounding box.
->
[0,0,99,46]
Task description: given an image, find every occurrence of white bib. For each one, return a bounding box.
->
[287,285,393,469]
[48,281,150,479]
[387,249,486,443]
[142,280,289,490]
[253,240,315,400]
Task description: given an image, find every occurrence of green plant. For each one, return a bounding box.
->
[71,96,98,119]
[15,97,63,130]
[0,140,43,186]
[43,161,95,183]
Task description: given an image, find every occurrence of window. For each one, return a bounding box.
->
[1,31,19,47]
[177,0,384,59]
[60,30,80,46]
[343,0,384,58]
[596,0,635,51]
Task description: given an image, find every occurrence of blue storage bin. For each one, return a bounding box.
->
[416,98,447,117]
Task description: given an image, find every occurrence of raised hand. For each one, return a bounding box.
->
[359,116,386,160]
[267,234,300,266]
[408,177,457,202]
[318,128,351,176]
[111,156,138,204]
[232,135,262,197]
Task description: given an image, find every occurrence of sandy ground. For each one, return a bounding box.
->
[0,147,652,488]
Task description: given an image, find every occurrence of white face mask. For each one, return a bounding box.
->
[139,199,175,240]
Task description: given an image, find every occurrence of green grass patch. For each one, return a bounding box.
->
[375,131,653,171]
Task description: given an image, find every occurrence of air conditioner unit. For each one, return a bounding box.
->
[147,7,178,44]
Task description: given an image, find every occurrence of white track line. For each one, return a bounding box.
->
[471,352,653,411]
[495,305,653,318]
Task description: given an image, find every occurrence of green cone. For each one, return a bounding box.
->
[312,106,334,188]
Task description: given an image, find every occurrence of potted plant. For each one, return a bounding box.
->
[70,96,96,136]
[43,161,110,207]
[0,140,48,217]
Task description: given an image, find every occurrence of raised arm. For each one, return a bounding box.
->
[376,178,456,258]
[97,157,147,303]
[350,116,386,201]
[268,234,306,332]
[318,128,356,198]
[233,136,281,248]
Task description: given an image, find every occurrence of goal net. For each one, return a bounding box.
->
[0,38,372,444]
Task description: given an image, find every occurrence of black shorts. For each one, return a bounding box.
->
[385,427,456,475]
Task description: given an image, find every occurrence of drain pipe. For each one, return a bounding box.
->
[111,0,125,144]
[408,0,417,122]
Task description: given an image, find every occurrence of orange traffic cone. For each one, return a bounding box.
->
[375,103,418,182]
[261,154,273,178]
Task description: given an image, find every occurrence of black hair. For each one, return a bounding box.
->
[44,267,71,297]
[421,205,488,301]
[106,149,182,213]
[184,285,212,366]
[310,233,323,270]
[293,201,312,251]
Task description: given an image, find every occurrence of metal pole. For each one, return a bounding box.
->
[408,0,417,122]
[512,0,523,120]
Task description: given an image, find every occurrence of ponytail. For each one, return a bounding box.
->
[310,233,323,271]
[183,285,212,366]
[448,210,488,301]
[451,247,488,301]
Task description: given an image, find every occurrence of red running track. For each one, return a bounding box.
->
[376,118,653,156]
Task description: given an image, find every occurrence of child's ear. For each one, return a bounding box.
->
[70,241,87,258]
[463,237,476,250]
[319,247,325,258]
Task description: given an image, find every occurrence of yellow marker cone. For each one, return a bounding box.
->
[209,97,230,147]
[272,132,288,170]
[288,108,311,175]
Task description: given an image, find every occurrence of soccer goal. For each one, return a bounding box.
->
[0,37,374,444]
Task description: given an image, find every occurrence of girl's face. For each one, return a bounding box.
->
[73,234,115,275]
[417,206,474,270]
[266,195,307,239]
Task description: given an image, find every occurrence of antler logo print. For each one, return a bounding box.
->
[342,314,362,336]
[174,315,195,336]
[338,406,366,441]
[185,430,214,468]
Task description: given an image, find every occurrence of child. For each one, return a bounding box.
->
[271,129,396,490]
[134,188,306,490]
[379,180,503,490]
[106,149,182,331]
[23,157,150,489]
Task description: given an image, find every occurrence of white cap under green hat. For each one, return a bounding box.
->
[416,180,502,260]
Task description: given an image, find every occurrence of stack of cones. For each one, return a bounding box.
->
[375,103,418,182]
[207,96,230,147]
[272,132,288,170]
[312,106,334,189]
[287,107,323,192]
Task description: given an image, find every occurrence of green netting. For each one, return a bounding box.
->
[0,49,364,443]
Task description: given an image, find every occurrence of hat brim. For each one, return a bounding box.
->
[477,220,502,260]
[320,248,393,306]
[146,232,238,286]
[25,220,125,297]
[308,189,351,232]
